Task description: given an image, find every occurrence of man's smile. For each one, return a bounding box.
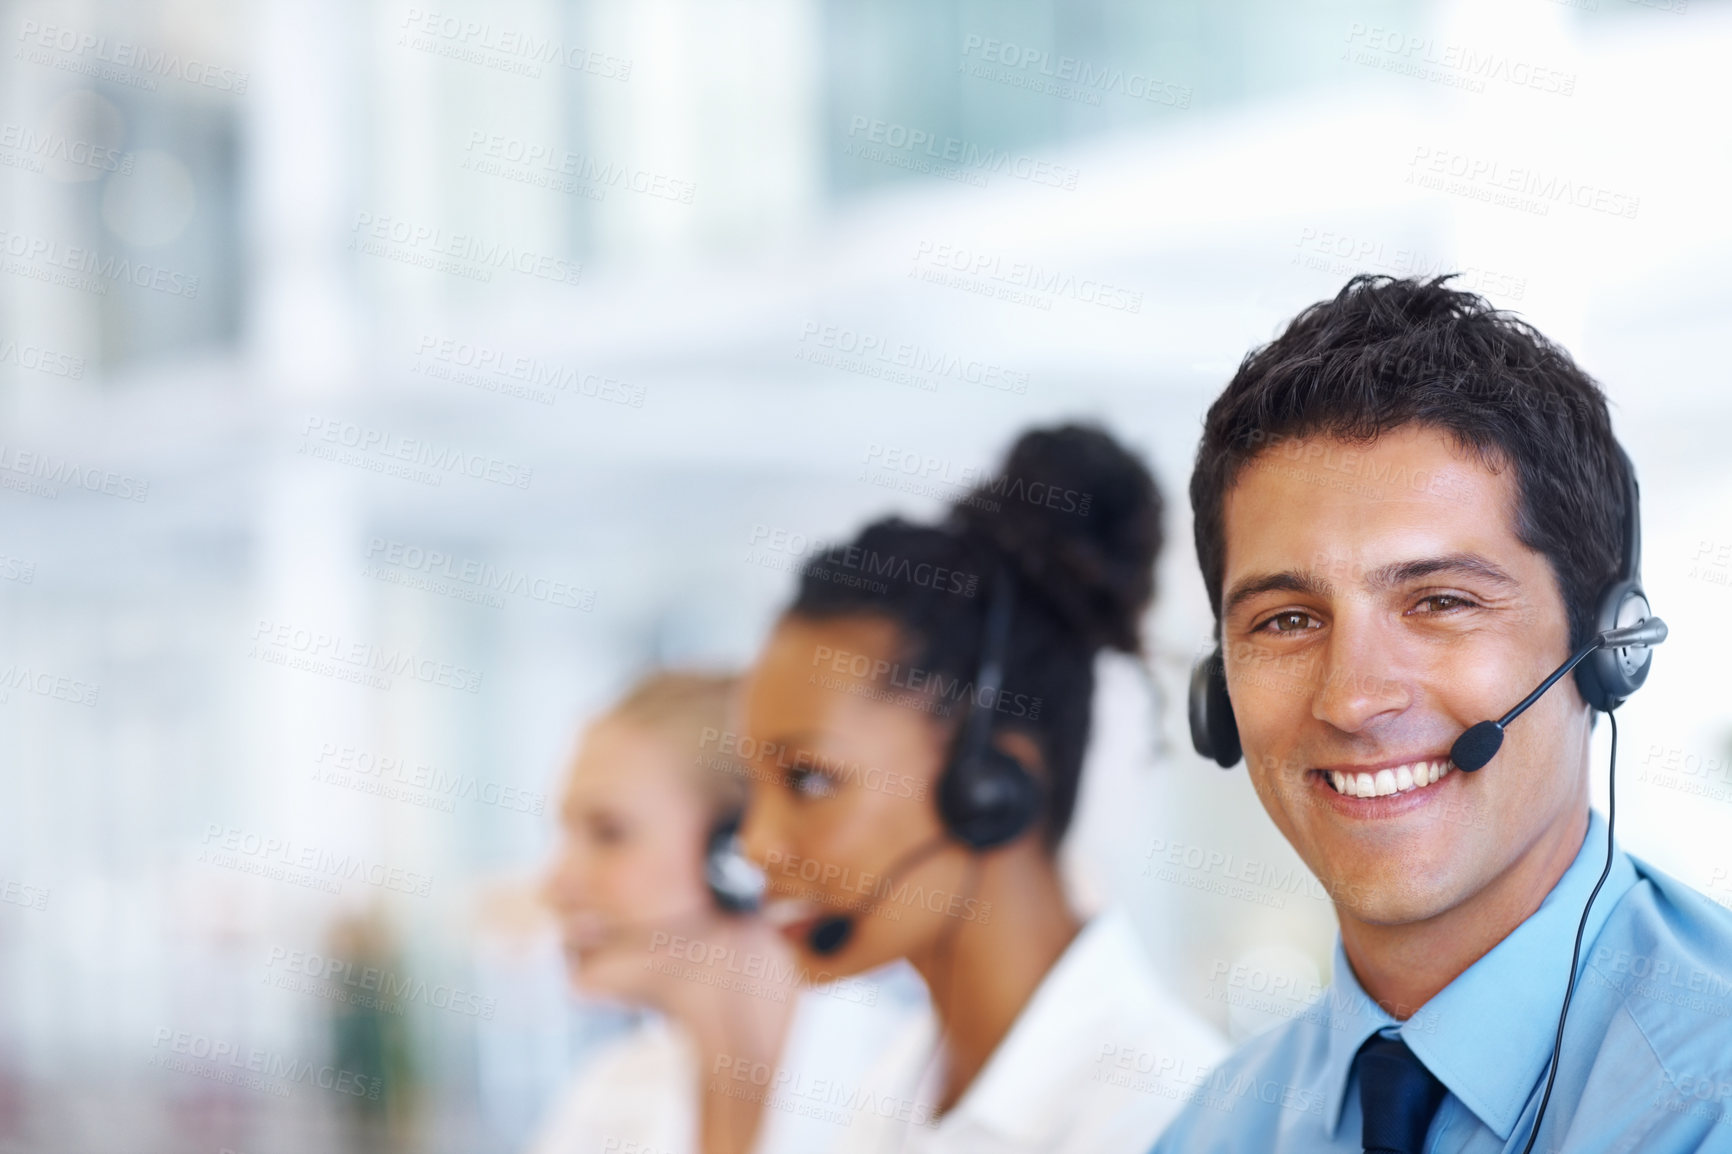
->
[1316,755,1458,799]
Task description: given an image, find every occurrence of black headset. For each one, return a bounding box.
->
[704,809,764,913]
[935,566,1044,850]
[1189,444,1657,767]
[1574,446,1657,713]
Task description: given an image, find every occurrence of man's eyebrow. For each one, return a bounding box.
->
[1222,553,1517,616]
[1223,571,1332,618]
[1365,553,1518,591]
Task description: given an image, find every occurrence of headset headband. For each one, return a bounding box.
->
[961,567,1016,757]
[1614,445,1641,585]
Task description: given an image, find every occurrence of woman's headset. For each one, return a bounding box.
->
[707,565,1045,918]
[936,567,1044,850]
[801,565,1046,960]
[1188,444,1657,767]
[705,809,765,913]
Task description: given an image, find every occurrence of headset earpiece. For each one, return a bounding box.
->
[1575,446,1656,712]
[1577,585,1654,711]
[1188,646,1242,768]
[939,744,1042,850]
[704,810,764,913]
[936,568,1042,851]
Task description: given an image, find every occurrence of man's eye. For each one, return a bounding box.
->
[1412,594,1476,614]
[1256,610,1319,634]
[788,767,837,799]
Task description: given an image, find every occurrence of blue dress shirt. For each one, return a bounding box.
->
[1151,811,1732,1152]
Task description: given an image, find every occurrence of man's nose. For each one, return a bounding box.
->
[1310,618,1413,735]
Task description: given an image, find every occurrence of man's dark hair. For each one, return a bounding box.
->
[1190,274,1630,652]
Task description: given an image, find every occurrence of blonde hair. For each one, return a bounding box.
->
[602,671,747,820]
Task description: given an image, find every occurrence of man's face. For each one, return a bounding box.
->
[1219,425,1592,928]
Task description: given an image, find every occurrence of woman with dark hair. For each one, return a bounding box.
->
[737,425,1225,1153]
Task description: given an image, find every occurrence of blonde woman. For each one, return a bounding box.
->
[531,672,918,1154]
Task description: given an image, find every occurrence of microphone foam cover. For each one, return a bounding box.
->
[1450,720,1504,773]
[808,916,853,956]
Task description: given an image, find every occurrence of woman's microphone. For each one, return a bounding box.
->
[1450,618,1668,772]
[807,835,952,956]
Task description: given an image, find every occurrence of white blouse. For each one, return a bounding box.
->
[525,964,930,1154]
[828,908,1228,1154]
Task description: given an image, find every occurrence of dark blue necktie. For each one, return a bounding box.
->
[1356,1033,1447,1154]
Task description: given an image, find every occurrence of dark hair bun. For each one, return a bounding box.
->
[948,424,1163,654]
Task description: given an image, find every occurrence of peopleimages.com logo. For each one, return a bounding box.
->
[14,19,250,93]
[199,824,434,898]
[0,120,132,177]
[0,441,149,502]
[248,618,484,695]
[364,537,595,611]
[299,417,534,490]
[0,225,200,298]
[149,1028,378,1102]
[844,116,1079,191]
[264,945,497,1019]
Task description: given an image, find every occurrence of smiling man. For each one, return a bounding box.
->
[1152,276,1732,1153]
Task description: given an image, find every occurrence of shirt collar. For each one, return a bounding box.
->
[1321,810,1638,1141]
[1318,943,1397,1139]
[947,907,1151,1144]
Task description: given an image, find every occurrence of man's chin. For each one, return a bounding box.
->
[1321,870,1472,928]
[1295,820,1482,921]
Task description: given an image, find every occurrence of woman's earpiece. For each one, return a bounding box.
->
[704,810,764,913]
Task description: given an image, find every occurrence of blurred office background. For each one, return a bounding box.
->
[2,0,1730,1150]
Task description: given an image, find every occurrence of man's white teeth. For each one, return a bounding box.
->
[1328,759,1453,798]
